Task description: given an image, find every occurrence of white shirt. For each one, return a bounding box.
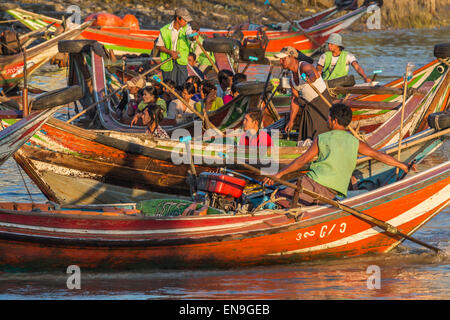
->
[156,22,192,50]
[215,84,230,99]
[156,22,180,50]
[167,98,195,119]
[317,52,357,74]
[290,61,327,102]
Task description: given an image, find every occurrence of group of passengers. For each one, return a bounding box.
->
[115,7,413,208]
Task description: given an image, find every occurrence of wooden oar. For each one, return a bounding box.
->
[396,63,414,174]
[356,127,450,165]
[240,162,441,253]
[263,85,281,122]
[331,86,418,96]
[152,75,224,136]
[66,57,173,124]
[195,37,220,74]
[257,65,274,111]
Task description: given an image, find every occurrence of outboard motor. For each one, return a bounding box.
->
[193,172,247,212]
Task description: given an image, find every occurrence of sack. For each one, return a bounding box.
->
[122,14,139,30]
[85,13,123,27]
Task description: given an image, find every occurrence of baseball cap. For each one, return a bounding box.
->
[274,46,299,59]
[175,7,193,23]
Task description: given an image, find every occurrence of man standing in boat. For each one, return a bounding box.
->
[316,33,372,83]
[277,46,331,145]
[155,8,193,88]
[263,103,410,207]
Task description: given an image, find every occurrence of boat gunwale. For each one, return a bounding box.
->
[0,160,447,228]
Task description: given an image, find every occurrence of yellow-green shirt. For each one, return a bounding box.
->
[195,97,224,113]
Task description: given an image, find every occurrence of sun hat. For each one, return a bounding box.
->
[326,33,343,47]
[175,7,193,23]
[127,77,145,89]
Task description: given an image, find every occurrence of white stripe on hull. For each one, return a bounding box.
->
[268,185,450,255]
[0,216,276,236]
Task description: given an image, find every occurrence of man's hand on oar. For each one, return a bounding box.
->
[262,173,282,186]
[241,162,440,253]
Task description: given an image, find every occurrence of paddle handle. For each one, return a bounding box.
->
[153,75,223,136]
[195,38,219,74]
[66,57,173,124]
[241,163,440,253]
[396,75,409,174]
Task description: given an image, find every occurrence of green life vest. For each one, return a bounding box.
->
[306,130,359,197]
[191,35,215,66]
[322,50,349,81]
[159,23,190,72]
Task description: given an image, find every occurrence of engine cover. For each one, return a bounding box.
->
[197,172,246,198]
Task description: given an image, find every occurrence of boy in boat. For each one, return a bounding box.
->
[188,52,205,80]
[276,46,331,145]
[155,7,193,88]
[186,75,202,102]
[263,103,410,207]
[239,108,273,147]
[316,33,372,83]
[216,69,234,99]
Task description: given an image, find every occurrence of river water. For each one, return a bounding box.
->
[0,27,448,301]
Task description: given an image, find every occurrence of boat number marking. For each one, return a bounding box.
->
[296,223,347,241]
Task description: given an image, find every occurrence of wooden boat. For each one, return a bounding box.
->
[0,158,447,270]
[0,21,91,91]
[0,106,65,166]
[69,45,268,134]
[6,1,379,57]
[269,58,450,148]
[67,41,448,144]
[2,109,447,204]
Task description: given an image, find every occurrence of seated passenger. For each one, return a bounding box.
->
[161,79,176,107]
[216,69,233,98]
[239,108,273,147]
[136,86,159,112]
[232,72,247,85]
[263,103,410,207]
[131,103,169,139]
[130,86,159,126]
[151,83,168,117]
[223,73,246,104]
[186,75,202,102]
[195,80,224,113]
[167,82,196,119]
[223,82,239,105]
[188,52,205,80]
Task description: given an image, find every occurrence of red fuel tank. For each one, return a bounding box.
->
[197,173,246,198]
